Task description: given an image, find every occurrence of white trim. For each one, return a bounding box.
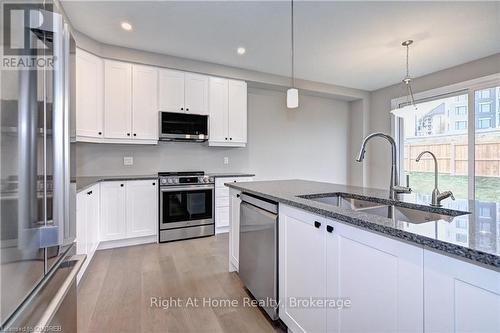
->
[97,235,157,250]
[390,73,500,110]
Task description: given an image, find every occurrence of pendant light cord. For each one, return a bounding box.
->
[405,44,410,78]
[291,0,295,88]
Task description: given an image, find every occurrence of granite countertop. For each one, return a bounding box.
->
[76,175,158,192]
[76,172,255,192]
[226,179,500,270]
[207,173,255,178]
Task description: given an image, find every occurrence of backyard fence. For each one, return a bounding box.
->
[404,142,500,177]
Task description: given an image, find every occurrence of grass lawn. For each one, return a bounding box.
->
[407,172,500,202]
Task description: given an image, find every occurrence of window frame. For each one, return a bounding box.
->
[391,73,500,200]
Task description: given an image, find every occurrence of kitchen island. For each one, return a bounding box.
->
[226,179,500,333]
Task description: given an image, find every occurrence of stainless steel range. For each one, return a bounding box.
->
[158,171,215,242]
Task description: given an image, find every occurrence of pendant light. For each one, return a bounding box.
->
[391,40,418,116]
[287,0,298,108]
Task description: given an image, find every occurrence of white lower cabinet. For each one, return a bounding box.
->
[215,176,253,234]
[424,249,500,333]
[228,188,241,272]
[279,205,423,333]
[100,181,127,241]
[279,206,327,333]
[100,180,157,244]
[76,184,100,283]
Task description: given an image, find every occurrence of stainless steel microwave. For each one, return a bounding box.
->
[159,112,209,142]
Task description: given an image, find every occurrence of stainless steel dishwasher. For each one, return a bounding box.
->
[239,193,279,320]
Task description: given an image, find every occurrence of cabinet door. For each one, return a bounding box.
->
[228,80,247,144]
[76,49,103,138]
[159,69,185,113]
[132,65,158,140]
[424,249,500,333]
[229,190,241,271]
[86,185,100,255]
[184,73,208,115]
[125,180,158,238]
[100,182,127,241]
[104,60,132,139]
[331,221,423,333]
[208,77,228,142]
[279,206,327,333]
[76,191,87,255]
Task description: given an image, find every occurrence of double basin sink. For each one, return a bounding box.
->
[298,193,469,224]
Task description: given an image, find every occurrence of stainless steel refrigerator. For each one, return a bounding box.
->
[1,1,83,331]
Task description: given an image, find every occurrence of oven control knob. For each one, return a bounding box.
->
[160,178,167,185]
[174,178,179,184]
[209,177,214,183]
[167,178,173,184]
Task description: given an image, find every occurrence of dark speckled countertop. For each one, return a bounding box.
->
[76,172,255,193]
[226,179,500,270]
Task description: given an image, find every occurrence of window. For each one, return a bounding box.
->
[479,103,491,113]
[455,121,467,130]
[479,207,491,218]
[477,118,491,129]
[455,106,467,115]
[478,89,491,99]
[396,84,500,203]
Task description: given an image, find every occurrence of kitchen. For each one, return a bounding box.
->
[1,1,499,333]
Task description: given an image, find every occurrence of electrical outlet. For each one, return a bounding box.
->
[223,157,229,165]
[123,156,134,166]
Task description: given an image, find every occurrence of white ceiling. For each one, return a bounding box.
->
[62,1,500,91]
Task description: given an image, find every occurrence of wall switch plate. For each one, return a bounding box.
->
[123,156,134,166]
[224,157,229,165]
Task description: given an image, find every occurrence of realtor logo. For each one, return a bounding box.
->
[3,2,54,55]
[2,2,55,68]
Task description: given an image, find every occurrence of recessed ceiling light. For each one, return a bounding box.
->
[121,22,133,31]
[237,47,246,55]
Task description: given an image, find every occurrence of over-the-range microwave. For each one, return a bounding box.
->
[159,111,209,142]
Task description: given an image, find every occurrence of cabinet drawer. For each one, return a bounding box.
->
[215,177,253,188]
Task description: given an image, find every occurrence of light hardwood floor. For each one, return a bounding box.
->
[77,234,284,333]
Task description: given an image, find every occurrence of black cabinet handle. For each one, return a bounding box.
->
[314,221,321,228]
[186,108,189,111]
[87,190,92,195]
[327,225,334,233]
[98,132,102,135]
[230,137,233,140]
[133,133,137,137]
[181,107,184,111]
[152,182,155,186]
[127,133,130,136]
[120,184,124,187]
[236,194,240,198]
[225,137,228,140]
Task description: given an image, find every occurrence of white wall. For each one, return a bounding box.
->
[366,53,500,190]
[77,88,350,183]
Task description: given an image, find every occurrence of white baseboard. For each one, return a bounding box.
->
[215,226,229,234]
[97,235,157,250]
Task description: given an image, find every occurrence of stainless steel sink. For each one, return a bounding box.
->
[300,193,467,224]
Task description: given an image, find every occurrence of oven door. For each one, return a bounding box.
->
[160,184,214,230]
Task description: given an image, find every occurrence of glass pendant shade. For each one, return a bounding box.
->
[287,88,299,108]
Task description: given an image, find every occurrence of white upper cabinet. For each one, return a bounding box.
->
[159,69,209,115]
[208,78,247,147]
[208,77,229,142]
[132,65,159,140]
[104,60,132,139]
[228,80,247,144]
[184,73,209,115]
[76,49,103,140]
[159,69,186,113]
